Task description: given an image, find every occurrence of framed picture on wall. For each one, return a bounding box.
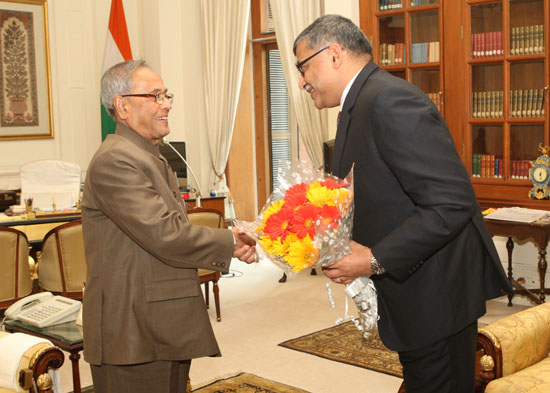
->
[0,0,52,140]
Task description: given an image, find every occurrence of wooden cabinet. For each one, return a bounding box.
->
[362,0,550,209]
[371,0,444,114]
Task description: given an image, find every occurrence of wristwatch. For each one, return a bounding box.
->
[370,254,386,275]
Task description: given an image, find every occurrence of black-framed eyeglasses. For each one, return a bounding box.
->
[295,46,330,75]
[121,92,174,105]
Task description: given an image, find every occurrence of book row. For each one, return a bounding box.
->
[427,93,441,113]
[380,43,405,65]
[510,89,545,118]
[472,155,532,180]
[511,25,544,55]
[472,154,503,178]
[472,91,503,119]
[471,32,503,58]
[378,0,402,10]
[410,0,437,5]
[411,42,439,64]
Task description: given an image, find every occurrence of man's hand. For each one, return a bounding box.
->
[322,240,373,284]
[231,227,257,264]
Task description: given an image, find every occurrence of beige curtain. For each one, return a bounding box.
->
[270,0,328,169]
[200,0,250,197]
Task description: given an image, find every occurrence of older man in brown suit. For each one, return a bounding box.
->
[81,60,257,393]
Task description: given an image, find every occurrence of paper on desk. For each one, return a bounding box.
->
[484,207,550,223]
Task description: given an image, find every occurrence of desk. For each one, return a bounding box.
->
[4,320,84,393]
[485,218,550,305]
[185,196,225,217]
[0,212,81,257]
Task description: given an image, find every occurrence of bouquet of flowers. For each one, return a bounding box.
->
[235,161,379,339]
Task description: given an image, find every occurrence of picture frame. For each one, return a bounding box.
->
[0,0,52,140]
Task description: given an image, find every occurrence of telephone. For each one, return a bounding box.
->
[5,292,81,328]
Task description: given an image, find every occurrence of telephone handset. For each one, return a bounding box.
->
[5,292,81,328]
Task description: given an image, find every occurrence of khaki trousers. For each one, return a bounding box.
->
[91,360,191,393]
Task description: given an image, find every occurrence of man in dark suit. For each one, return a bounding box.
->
[82,60,256,393]
[293,15,512,393]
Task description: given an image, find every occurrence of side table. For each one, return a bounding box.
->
[485,218,550,305]
[4,320,84,393]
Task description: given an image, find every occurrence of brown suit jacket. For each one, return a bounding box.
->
[81,124,234,365]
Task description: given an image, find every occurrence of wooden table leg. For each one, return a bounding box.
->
[506,237,515,306]
[69,350,81,393]
[538,246,548,303]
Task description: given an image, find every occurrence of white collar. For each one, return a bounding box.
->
[340,69,362,109]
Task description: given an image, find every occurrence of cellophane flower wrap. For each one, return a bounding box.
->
[236,161,353,272]
[235,161,379,339]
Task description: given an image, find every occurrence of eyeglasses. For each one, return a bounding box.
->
[121,92,174,105]
[295,46,330,75]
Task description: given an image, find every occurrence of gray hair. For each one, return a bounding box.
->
[293,14,372,57]
[100,59,149,117]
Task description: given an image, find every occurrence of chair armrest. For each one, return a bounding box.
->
[481,303,550,376]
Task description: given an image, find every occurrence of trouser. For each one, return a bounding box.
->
[398,321,478,393]
[91,359,191,393]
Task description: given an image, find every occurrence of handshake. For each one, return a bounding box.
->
[231,227,258,264]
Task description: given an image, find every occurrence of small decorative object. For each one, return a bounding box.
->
[529,143,550,200]
[24,197,35,219]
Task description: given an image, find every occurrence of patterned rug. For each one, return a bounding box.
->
[191,372,310,392]
[279,321,403,378]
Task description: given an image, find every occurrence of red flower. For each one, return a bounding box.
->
[285,183,308,199]
[283,190,308,211]
[264,208,293,241]
[319,205,341,229]
[320,178,344,190]
[292,204,321,239]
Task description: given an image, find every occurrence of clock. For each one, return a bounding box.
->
[529,144,550,200]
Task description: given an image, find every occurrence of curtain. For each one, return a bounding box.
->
[270,0,328,169]
[200,0,250,200]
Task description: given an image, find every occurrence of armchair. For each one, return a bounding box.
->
[476,302,550,392]
[0,331,64,393]
[38,221,86,299]
[186,207,224,321]
[0,228,33,310]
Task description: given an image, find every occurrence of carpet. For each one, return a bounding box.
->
[191,372,310,392]
[279,321,403,378]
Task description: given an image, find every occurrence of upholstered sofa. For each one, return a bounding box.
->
[476,302,550,392]
[0,331,64,393]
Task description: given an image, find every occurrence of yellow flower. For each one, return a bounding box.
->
[285,234,319,272]
[333,188,350,208]
[306,182,336,207]
[262,199,285,221]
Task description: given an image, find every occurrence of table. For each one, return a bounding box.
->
[0,211,81,257]
[4,319,84,393]
[484,218,550,305]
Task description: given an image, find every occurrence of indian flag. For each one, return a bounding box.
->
[101,0,133,141]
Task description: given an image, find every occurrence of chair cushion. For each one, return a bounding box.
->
[485,357,550,393]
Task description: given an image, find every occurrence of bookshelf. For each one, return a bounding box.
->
[464,0,549,208]
[371,0,444,114]
[362,0,550,209]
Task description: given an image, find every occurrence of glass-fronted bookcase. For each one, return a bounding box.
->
[372,0,443,114]
[464,0,549,208]
[362,0,550,209]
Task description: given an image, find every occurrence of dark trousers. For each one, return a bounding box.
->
[398,321,478,393]
[91,359,191,393]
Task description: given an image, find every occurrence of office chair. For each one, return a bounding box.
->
[37,221,86,299]
[186,207,224,321]
[0,228,33,310]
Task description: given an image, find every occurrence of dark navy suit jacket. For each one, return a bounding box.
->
[332,62,512,352]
